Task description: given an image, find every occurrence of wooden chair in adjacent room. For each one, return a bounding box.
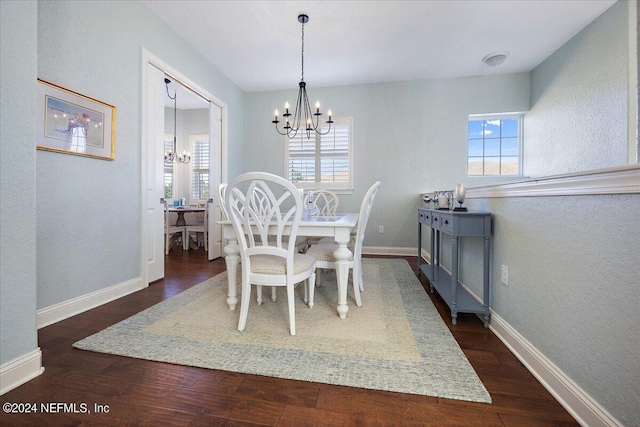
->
[164,200,186,255]
[185,203,208,251]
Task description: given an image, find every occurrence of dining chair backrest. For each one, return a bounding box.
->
[225,172,303,268]
[251,186,273,218]
[216,183,229,219]
[304,189,339,214]
[163,199,186,254]
[185,203,208,250]
[163,199,174,231]
[353,181,382,261]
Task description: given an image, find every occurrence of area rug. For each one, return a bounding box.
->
[73,258,491,403]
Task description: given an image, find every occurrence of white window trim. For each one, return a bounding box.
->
[467,113,524,177]
[189,133,210,204]
[466,164,640,198]
[284,117,354,192]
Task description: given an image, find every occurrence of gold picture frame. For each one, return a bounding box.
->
[36,78,116,160]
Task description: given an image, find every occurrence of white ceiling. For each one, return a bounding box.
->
[145,0,617,106]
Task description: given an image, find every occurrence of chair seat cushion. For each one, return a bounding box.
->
[306,243,354,263]
[316,237,355,250]
[272,235,308,247]
[251,253,316,275]
[316,236,336,245]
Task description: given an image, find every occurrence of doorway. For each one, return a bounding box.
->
[142,49,227,285]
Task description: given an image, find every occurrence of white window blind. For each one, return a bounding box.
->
[286,117,353,190]
[164,135,174,198]
[190,134,210,200]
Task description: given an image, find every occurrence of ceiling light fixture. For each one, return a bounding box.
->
[482,51,509,67]
[272,14,333,139]
[164,78,190,164]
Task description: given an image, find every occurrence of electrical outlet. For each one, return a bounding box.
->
[501,265,509,286]
[379,225,384,233]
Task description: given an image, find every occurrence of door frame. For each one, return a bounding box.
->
[140,48,228,285]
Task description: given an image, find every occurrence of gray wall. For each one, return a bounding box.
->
[475,3,639,425]
[35,0,245,309]
[0,1,38,366]
[524,0,629,176]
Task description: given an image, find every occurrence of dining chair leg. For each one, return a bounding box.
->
[287,284,296,336]
[256,285,263,305]
[351,269,363,307]
[308,272,316,308]
[238,280,251,332]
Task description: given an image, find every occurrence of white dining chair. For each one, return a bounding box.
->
[216,183,229,219]
[164,200,186,255]
[254,186,308,254]
[304,189,340,247]
[225,172,317,335]
[306,181,381,307]
[303,189,339,214]
[185,203,208,251]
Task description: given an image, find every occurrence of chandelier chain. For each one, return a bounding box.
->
[301,22,304,81]
[164,79,190,164]
[166,85,177,146]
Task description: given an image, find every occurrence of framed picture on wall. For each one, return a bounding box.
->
[36,78,116,160]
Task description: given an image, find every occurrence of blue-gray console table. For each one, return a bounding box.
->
[418,208,492,327]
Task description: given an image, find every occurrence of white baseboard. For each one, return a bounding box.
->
[0,348,44,395]
[489,313,622,427]
[37,277,145,329]
[418,252,621,427]
[362,246,415,256]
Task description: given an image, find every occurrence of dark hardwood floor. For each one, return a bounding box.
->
[1,249,578,426]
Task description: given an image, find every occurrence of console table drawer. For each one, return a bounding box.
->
[418,210,432,225]
[431,212,441,230]
[439,213,453,234]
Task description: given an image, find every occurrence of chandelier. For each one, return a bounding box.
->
[164,78,191,164]
[272,14,333,139]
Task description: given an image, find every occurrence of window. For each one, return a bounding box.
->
[467,114,522,176]
[190,134,210,201]
[164,134,174,198]
[285,117,353,190]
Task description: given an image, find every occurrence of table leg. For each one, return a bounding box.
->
[450,235,459,325]
[333,242,352,319]
[224,237,240,310]
[483,236,491,328]
[176,212,186,227]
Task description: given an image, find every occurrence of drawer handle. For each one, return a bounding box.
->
[444,220,449,225]
[434,218,438,222]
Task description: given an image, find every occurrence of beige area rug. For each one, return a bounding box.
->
[73,258,491,403]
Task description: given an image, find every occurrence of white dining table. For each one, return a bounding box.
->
[219,212,359,319]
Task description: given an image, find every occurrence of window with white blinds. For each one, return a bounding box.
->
[164,135,174,198]
[286,117,353,190]
[190,134,210,201]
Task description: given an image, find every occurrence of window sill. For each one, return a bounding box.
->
[466,164,640,198]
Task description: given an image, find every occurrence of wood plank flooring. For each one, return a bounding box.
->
[0,250,578,426]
